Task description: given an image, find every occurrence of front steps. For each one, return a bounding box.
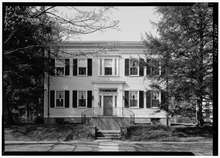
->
[85,117,133,140]
[96,130,121,140]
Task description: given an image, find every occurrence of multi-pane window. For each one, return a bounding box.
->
[130,59,139,75]
[78,91,87,107]
[55,59,65,76]
[104,59,113,75]
[129,91,138,107]
[152,91,159,107]
[78,59,87,75]
[56,91,64,107]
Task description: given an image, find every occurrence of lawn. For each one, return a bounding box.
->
[4,124,95,141]
[4,124,212,142]
[125,125,212,142]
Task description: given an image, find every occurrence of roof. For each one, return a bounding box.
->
[53,41,146,49]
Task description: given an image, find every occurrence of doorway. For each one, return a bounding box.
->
[103,96,113,116]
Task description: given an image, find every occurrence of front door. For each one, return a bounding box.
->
[103,96,113,116]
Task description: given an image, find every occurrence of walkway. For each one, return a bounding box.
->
[4,140,213,155]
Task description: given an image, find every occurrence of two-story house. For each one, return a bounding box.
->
[44,41,168,126]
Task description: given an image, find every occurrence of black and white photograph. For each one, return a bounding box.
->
[2,1,218,156]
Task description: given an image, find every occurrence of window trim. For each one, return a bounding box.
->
[99,57,118,76]
[55,90,65,108]
[151,90,160,108]
[77,58,87,76]
[77,90,87,108]
[129,91,139,108]
[55,59,65,77]
[129,58,139,76]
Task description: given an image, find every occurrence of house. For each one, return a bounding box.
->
[44,41,168,126]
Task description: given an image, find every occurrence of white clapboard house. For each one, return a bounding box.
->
[44,41,168,126]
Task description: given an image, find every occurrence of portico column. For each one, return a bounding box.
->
[118,87,123,117]
[93,87,99,116]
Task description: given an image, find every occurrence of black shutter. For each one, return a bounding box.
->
[72,90,77,108]
[146,59,151,75]
[125,59,129,76]
[124,91,129,108]
[139,58,144,76]
[139,91,144,108]
[87,90,92,108]
[50,90,55,108]
[65,59,70,76]
[87,58,92,76]
[49,58,55,76]
[65,90,69,108]
[146,91,152,108]
[73,59,77,76]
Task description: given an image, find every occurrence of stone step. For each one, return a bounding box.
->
[99,130,121,133]
[96,136,121,140]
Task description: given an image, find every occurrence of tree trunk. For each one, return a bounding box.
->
[197,97,204,126]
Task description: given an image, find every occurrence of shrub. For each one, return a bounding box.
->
[126,125,172,141]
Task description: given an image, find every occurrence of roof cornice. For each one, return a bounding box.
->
[52,41,146,49]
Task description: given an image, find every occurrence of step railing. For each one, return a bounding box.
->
[122,107,135,125]
[81,108,94,124]
[81,107,135,126]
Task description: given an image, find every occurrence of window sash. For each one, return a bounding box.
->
[104,67,112,75]
[78,59,87,75]
[129,59,139,76]
[78,91,87,107]
[56,67,65,76]
[129,91,138,107]
[55,59,65,76]
[151,91,160,108]
[78,67,87,75]
[56,91,65,107]
[100,58,118,76]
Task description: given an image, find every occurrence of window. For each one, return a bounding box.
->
[104,59,113,75]
[129,91,138,107]
[78,59,87,75]
[78,91,87,107]
[56,91,64,107]
[55,59,65,76]
[130,59,139,75]
[152,91,159,107]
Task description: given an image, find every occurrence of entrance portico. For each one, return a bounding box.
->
[92,81,126,117]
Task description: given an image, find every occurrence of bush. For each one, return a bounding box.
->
[34,116,44,124]
[126,125,172,141]
[55,118,64,124]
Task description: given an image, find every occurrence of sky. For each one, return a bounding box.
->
[56,7,160,41]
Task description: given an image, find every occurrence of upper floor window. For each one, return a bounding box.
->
[130,59,139,76]
[104,59,113,75]
[129,91,138,107]
[147,59,160,76]
[125,58,144,76]
[73,58,92,76]
[55,59,65,76]
[99,58,118,76]
[78,59,87,75]
[56,91,64,107]
[78,91,87,107]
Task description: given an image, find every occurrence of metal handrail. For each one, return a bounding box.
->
[122,107,135,125]
[81,107,94,124]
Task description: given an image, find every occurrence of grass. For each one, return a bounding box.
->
[125,125,212,142]
[4,124,95,141]
[5,124,213,142]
